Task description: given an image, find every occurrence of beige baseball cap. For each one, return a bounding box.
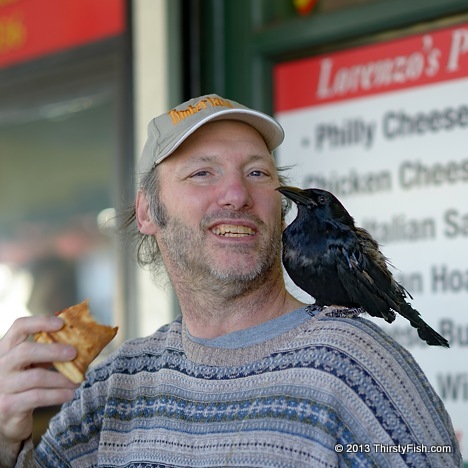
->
[138,94,284,174]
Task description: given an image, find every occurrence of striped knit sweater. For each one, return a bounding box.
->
[18,306,461,467]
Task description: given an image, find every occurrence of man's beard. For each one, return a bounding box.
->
[157,210,283,299]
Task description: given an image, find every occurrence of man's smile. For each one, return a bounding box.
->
[210,224,256,237]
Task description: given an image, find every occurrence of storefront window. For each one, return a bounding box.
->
[0,85,117,336]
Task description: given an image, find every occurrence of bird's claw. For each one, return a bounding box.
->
[322,305,365,318]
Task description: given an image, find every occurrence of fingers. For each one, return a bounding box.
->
[0,315,64,352]
[3,340,77,373]
[0,316,77,376]
[0,385,77,444]
[2,364,78,395]
[0,315,79,394]
[0,315,80,445]
[0,386,77,421]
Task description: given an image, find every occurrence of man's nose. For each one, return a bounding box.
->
[217,175,253,210]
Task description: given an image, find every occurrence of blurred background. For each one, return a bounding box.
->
[1,0,467,461]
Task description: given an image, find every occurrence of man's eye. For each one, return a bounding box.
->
[249,170,267,177]
[191,170,210,177]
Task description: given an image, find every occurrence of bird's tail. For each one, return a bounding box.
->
[399,302,449,348]
[416,323,449,348]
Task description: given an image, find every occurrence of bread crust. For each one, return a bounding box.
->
[34,300,118,383]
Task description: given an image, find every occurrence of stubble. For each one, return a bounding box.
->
[158,210,283,299]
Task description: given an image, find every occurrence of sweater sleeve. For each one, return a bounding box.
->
[12,438,34,468]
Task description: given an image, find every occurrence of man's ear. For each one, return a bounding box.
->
[135,190,158,235]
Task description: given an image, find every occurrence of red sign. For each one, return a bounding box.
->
[0,0,125,69]
[275,23,468,112]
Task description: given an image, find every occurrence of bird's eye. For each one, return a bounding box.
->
[317,195,327,204]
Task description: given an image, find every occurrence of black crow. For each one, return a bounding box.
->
[277,186,449,348]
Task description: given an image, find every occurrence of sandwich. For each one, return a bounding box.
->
[34,300,118,384]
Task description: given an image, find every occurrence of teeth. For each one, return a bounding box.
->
[211,224,255,237]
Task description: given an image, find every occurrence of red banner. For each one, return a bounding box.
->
[0,0,125,69]
[275,23,468,112]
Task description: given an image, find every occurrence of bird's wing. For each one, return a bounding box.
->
[356,228,414,302]
[338,230,449,347]
[334,238,398,323]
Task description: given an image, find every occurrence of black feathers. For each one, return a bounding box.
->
[277,186,449,348]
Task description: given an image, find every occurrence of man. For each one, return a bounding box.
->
[0,94,461,467]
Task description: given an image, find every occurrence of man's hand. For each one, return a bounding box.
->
[0,316,78,465]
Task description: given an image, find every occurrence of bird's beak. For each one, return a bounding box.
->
[276,186,316,206]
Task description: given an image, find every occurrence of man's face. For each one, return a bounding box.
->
[149,120,284,295]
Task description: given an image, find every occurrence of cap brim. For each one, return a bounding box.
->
[154,108,284,166]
